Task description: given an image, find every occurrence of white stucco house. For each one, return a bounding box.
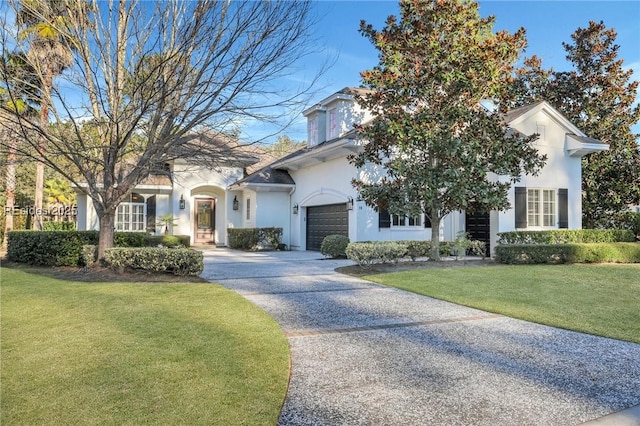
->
[76,87,608,254]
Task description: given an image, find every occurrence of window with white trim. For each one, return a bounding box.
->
[527,189,556,227]
[392,213,422,227]
[328,108,338,139]
[116,193,146,231]
[308,117,318,146]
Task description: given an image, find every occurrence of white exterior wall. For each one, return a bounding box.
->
[172,163,245,245]
[497,112,583,233]
[256,191,291,247]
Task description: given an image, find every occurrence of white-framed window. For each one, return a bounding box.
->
[392,214,422,228]
[328,108,338,139]
[527,188,556,228]
[116,193,146,231]
[308,117,318,146]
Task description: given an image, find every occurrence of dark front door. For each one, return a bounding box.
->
[465,210,490,255]
[306,203,348,251]
[194,199,215,244]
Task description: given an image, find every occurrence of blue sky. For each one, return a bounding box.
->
[271,0,640,143]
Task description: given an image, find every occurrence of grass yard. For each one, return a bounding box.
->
[361,263,640,344]
[0,267,289,425]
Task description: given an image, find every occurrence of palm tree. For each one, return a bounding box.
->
[16,0,75,230]
[1,52,39,248]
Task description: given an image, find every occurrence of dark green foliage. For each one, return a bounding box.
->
[495,243,640,264]
[512,22,640,225]
[227,227,283,250]
[7,230,98,266]
[6,230,187,266]
[228,228,260,250]
[605,212,640,238]
[320,235,350,258]
[144,234,190,248]
[352,0,544,260]
[113,232,146,247]
[345,241,408,267]
[104,248,204,276]
[497,229,635,245]
[42,221,76,231]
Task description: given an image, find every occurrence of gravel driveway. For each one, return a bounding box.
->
[200,248,640,426]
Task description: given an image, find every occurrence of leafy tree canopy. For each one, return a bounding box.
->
[513,21,640,227]
[350,0,546,258]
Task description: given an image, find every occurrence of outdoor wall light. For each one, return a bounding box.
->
[179,194,185,210]
[293,203,299,215]
[346,197,354,211]
[233,196,239,211]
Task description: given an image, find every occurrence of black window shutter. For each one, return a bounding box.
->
[558,188,568,228]
[424,214,431,228]
[515,187,527,229]
[379,209,391,228]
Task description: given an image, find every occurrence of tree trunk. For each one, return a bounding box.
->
[430,212,441,261]
[33,76,52,231]
[3,142,16,249]
[97,210,116,262]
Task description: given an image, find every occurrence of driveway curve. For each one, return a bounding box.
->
[200,248,640,426]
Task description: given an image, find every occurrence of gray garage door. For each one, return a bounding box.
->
[306,203,348,251]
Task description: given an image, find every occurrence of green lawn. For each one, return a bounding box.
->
[362,263,640,344]
[0,267,289,425]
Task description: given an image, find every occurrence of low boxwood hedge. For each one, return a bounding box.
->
[227,227,283,250]
[6,231,192,266]
[497,229,635,245]
[495,243,640,264]
[104,247,204,276]
[320,235,350,258]
[345,241,407,267]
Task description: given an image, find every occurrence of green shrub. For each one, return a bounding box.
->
[105,247,204,276]
[80,245,97,267]
[345,241,407,267]
[228,228,260,250]
[6,230,190,266]
[7,230,99,266]
[42,221,76,231]
[261,227,283,249]
[606,212,640,238]
[227,227,283,250]
[144,234,190,248]
[320,235,350,258]
[114,232,146,247]
[495,243,640,264]
[497,229,635,245]
[402,240,431,261]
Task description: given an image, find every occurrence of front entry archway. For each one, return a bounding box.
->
[194,198,215,244]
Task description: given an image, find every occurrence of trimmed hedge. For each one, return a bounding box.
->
[320,235,350,258]
[6,230,192,266]
[144,234,190,248]
[227,227,283,250]
[7,230,99,266]
[42,221,76,231]
[497,229,635,245]
[104,247,204,276]
[345,242,408,267]
[495,243,640,264]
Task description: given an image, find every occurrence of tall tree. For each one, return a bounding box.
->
[15,0,77,230]
[0,0,320,259]
[350,0,545,259]
[0,52,38,248]
[513,21,640,227]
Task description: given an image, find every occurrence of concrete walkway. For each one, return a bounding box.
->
[200,248,640,426]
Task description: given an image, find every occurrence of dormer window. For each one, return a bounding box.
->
[308,117,318,146]
[328,108,338,139]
